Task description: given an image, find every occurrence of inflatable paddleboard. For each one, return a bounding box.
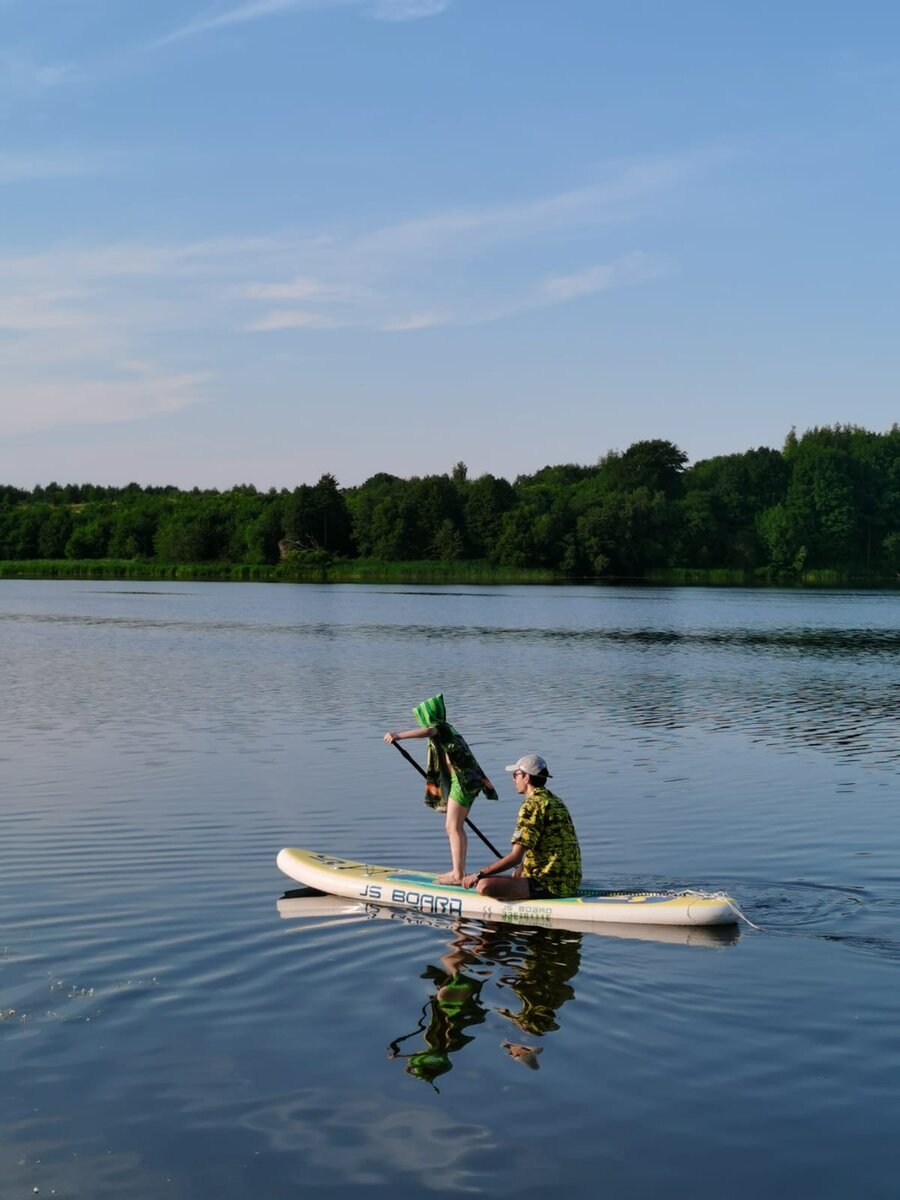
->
[276,847,739,928]
[276,890,740,946]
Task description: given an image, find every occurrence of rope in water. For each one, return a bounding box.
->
[725,898,763,931]
[680,889,763,931]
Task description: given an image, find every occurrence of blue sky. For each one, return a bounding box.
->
[2,0,898,489]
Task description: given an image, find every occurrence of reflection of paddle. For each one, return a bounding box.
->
[390,739,502,858]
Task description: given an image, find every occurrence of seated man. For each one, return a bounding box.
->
[462,754,581,900]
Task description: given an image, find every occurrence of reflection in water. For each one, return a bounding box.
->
[7,591,900,771]
[276,893,742,947]
[599,664,900,766]
[372,622,900,769]
[6,581,900,1200]
[386,924,582,1090]
[501,1040,542,1069]
[485,924,582,1035]
[277,891,738,1098]
[387,932,489,1089]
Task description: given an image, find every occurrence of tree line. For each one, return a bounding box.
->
[1,425,899,578]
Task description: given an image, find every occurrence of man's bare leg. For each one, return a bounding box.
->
[476,875,531,900]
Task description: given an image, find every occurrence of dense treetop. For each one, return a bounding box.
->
[2,426,899,577]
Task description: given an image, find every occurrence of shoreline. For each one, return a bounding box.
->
[1,559,898,588]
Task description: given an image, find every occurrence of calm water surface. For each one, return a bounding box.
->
[2,580,900,1198]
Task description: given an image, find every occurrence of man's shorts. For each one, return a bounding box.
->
[526,878,554,900]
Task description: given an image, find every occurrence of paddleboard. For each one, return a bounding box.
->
[276,891,740,946]
[276,847,739,928]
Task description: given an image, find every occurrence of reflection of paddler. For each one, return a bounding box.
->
[436,971,481,1013]
[389,925,584,1088]
[387,938,487,1090]
[485,925,583,1036]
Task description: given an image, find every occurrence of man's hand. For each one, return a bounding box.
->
[462,873,481,890]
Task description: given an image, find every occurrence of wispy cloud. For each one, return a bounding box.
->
[240,276,367,302]
[0,150,109,185]
[346,157,699,264]
[381,311,447,331]
[242,158,693,331]
[247,309,346,330]
[540,252,668,304]
[0,241,222,435]
[0,51,78,102]
[371,253,668,332]
[1,156,693,434]
[372,0,449,19]
[1,373,210,437]
[153,0,449,47]
[153,0,322,47]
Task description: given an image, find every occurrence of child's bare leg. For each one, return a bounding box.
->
[436,801,468,885]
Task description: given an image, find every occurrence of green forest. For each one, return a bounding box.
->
[2,425,899,583]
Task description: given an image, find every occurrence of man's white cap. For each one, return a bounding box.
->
[504,753,551,778]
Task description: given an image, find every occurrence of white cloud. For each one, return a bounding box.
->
[1,373,209,437]
[381,312,446,331]
[369,253,669,332]
[346,157,695,265]
[0,157,693,433]
[246,309,346,330]
[541,252,669,303]
[240,276,366,302]
[152,0,321,47]
[0,51,77,101]
[371,0,450,20]
[152,0,449,46]
[242,160,689,330]
[0,282,96,332]
[0,150,106,184]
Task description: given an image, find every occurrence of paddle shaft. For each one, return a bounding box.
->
[390,739,503,859]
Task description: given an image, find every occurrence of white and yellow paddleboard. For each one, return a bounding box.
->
[276,847,739,928]
[275,892,740,946]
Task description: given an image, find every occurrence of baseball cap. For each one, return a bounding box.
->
[504,754,551,778]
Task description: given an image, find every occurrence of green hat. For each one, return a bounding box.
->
[413,693,446,728]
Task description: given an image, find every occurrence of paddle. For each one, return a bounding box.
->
[390,739,502,858]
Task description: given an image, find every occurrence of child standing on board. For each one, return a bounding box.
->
[384,693,497,886]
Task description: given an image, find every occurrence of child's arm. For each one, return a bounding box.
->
[383,726,435,743]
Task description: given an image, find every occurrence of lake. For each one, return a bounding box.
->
[2,579,899,1198]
